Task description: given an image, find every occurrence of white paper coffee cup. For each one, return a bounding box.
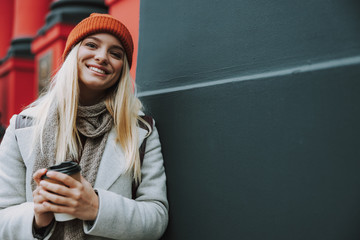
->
[41,161,81,222]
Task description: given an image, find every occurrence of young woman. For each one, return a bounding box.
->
[0,13,168,240]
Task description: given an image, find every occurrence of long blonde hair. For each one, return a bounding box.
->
[30,42,148,183]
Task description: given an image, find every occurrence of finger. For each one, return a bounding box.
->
[42,201,76,215]
[34,189,54,213]
[33,186,40,196]
[33,168,48,185]
[34,202,53,214]
[33,186,48,203]
[40,180,71,197]
[33,191,48,204]
[46,171,81,188]
[40,179,84,205]
[39,189,76,207]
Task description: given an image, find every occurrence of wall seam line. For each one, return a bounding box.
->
[137,55,360,97]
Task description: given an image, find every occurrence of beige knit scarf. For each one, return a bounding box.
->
[31,101,113,240]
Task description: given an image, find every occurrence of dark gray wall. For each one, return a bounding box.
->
[136,1,360,239]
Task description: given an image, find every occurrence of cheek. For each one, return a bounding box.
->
[77,64,86,81]
[111,64,123,80]
[112,60,124,74]
[110,72,121,87]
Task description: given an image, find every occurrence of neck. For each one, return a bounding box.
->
[79,94,104,106]
[79,86,106,106]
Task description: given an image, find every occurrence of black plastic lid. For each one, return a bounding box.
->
[41,161,81,179]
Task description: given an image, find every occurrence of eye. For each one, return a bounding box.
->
[84,42,97,49]
[110,51,124,59]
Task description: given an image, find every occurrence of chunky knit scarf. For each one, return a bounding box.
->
[31,101,113,240]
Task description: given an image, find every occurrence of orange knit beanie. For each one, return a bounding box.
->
[63,13,134,68]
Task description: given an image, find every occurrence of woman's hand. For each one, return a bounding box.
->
[33,168,55,228]
[38,171,99,221]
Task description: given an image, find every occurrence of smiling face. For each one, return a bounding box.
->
[77,33,125,105]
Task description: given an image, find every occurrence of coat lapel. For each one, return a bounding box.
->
[15,125,38,200]
[15,126,36,167]
[94,126,148,190]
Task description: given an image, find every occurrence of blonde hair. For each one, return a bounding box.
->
[30,42,149,183]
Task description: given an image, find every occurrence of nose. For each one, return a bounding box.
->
[94,49,108,64]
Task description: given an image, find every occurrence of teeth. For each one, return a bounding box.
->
[89,66,106,74]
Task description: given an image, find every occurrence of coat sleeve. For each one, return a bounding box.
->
[0,115,35,239]
[85,122,169,240]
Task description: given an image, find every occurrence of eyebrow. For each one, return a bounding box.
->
[86,36,125,52]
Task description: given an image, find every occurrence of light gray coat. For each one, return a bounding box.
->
[0,108,169,240]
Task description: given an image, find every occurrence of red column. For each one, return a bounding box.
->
[0,1,14,125]
[12,0,50,38]
[106,0,140,80]
[0,1,14,59]
[0,59,35,123]
[0,0,51,125]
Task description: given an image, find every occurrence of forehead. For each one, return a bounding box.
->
[84,33,123,48]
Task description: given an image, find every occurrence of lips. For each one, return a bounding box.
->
[87,64,109,74]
